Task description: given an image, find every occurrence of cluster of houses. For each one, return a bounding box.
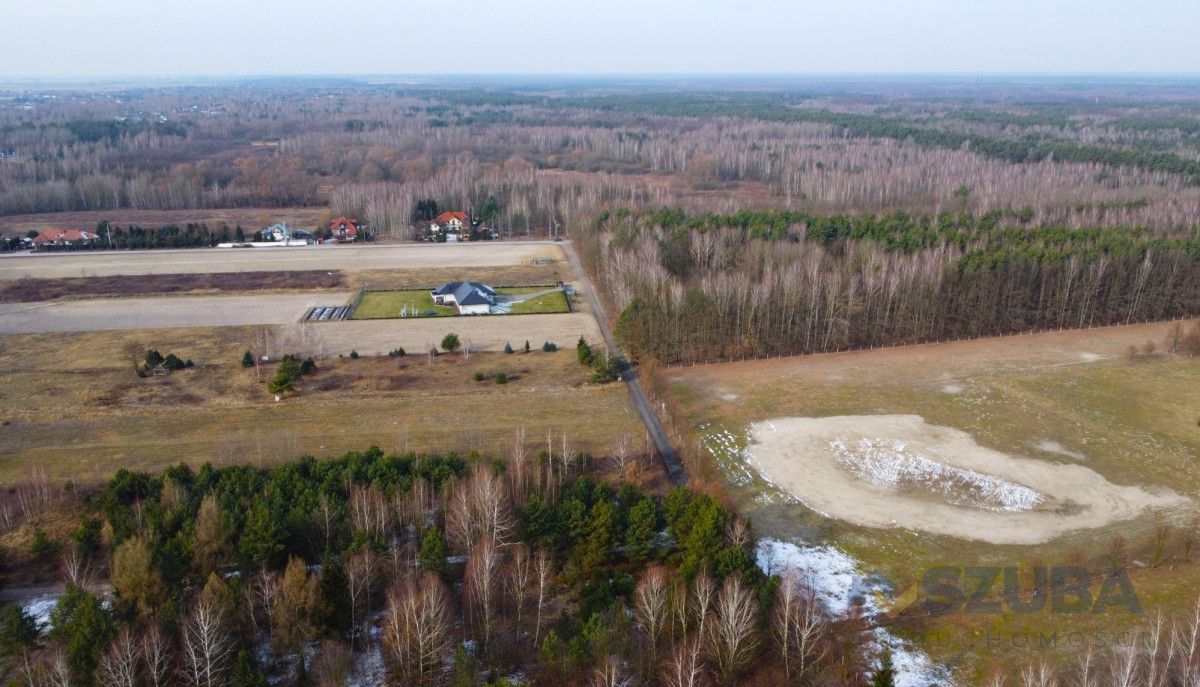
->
[7,209,501,250]
[2,228,102,250]
[423,211,498,242]
[259,217,361,244]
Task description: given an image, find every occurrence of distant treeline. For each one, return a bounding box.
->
[548,93,1200,183]
[579,208,1200,363]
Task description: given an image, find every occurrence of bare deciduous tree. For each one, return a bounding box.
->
[346,547,380,647]
[773,572,828,682]
[142,624,172,687]
[181,596,234,687]
[707,576,759,684]
[98,629,140,687]
[635,565,671,668]
[465,537,502,646]
[534,547,553,646]
[509,542,532,627]
[381,573,453,687]
[662,636,707,687]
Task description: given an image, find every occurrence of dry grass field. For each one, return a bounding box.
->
[664,320,1200,679]
[0,242,565,280]
[0,207,332,237]
[0,326,641,486]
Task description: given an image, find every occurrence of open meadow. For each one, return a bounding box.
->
[0,242,565,279]
[664,320,1200,679]
[0,325,641,485]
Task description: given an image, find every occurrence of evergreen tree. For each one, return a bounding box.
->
[0,605,37,668]
[241,350,255,368]
[419,525,448,576]
[441,333,461,354]
[49,586,115,685]
[582,500,616,570]
[230,650,268,687]
[576,336,593,366]
[624,497,658,564]
[872,649,897,687]
[240,500,283,566]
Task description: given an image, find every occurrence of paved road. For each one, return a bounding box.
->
[560,240,688,486]
[0,241,564,280]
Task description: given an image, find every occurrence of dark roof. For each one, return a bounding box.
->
[431,281,496,307]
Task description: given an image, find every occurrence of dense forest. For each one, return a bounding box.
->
[0,448,879,687]
[576,208,1200,363]
[5,79,1200,239]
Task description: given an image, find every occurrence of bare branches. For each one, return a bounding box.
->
[707,576,759,684]
[381,573,453,687]
[180,596,234,687]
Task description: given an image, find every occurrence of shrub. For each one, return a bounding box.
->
[268,357,303,395]
[441,333,461,354]
[504,342,513,354]
[473,371,486,382]
[300,357,317,375]
[590,351,620,384]
[350,350,359,359]
[542,342,557,352]
[577,336,593,365]
[495,371,508,384]
[388,348,406,357]
[524,340,531,353]
[241,350,255,368]
[31,529,61,562]
[163,353,189,370]
[144,349,165,368]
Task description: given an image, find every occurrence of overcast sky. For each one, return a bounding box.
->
[2,0,1197,78]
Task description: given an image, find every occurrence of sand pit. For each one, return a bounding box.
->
[745,415,1186,545]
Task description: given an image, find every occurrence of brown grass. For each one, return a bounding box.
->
[344,263,569,290]
[0,207,331,236]
[0,326,642,486]
[0,271,347,303]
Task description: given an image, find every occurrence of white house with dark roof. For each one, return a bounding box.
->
[430,281,496,315]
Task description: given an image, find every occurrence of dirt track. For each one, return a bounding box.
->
[0,243,564,280]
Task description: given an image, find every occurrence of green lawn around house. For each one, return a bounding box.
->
[351,286,569,319]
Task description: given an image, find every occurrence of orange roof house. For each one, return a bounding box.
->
[30,228,100,247]
[329,217,359,240]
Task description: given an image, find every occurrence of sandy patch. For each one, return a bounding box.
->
[939,383,964,394]
[745,415,1186,545]
[1034,439,1087,461]
[1078,351,1102,362]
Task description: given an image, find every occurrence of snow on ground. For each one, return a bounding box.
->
[1035,439,1087,460]
[22,593,60,632]
[756,538,954,687]
[829,437,1045,512]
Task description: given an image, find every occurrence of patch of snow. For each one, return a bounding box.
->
[829,437,1044,512]
[940,383,964,394]
[1034,439,1086,461]
[22,594,59,633]
[756,539,954,687]
[1079,352,1102,362]
[347,644,384,687]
